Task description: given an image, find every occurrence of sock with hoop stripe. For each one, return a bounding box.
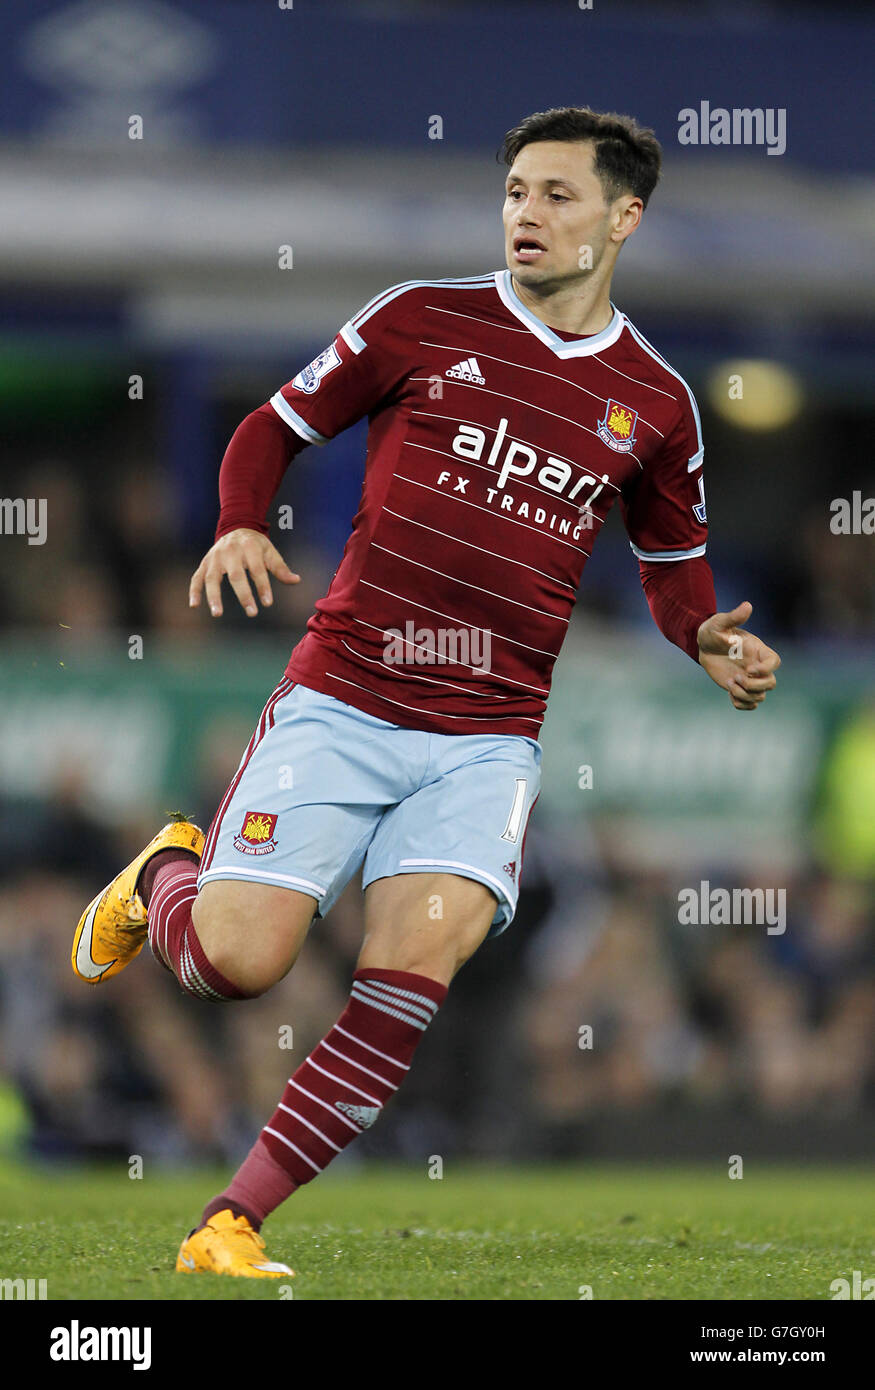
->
[201,967,448,1228]
[147,861,252,1002]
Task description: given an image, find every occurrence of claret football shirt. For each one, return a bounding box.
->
[226,272,710,739]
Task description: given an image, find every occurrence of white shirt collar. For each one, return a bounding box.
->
[495,269,625,358]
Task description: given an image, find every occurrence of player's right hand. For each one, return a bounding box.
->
[189,527,300,618]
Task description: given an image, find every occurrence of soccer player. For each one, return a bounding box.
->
[72,107,780,1278]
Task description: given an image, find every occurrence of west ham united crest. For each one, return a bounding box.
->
[234,810,279,855]
[597,399,638,453]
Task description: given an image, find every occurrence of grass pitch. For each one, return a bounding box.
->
[0,1158,868,1300]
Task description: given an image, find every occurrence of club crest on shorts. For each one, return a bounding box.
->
[234,811,278,855]
[597,399,638,453]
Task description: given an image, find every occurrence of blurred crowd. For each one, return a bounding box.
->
[1,407,874,645]
[0,452,335,643]
[0,429,873,1167]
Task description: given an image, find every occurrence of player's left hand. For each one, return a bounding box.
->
[696,601,780,711]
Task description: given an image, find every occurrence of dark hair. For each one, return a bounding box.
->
[499,106,662,209]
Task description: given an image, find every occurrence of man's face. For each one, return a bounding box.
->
[503,140,617,290]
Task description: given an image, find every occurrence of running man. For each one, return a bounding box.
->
[72,107,780,1279]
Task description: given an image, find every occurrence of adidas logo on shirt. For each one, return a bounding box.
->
[446,357,486,385]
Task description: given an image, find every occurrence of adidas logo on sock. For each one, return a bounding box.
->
[446,357,486,385]
[335,1101,381,1130]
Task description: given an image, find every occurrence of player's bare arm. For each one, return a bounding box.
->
[697,600,781,711]
[188,527,299,619]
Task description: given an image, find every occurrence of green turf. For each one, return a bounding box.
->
[0,1158,869,1300]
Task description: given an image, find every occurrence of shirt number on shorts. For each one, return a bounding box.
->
[500,778,528,843]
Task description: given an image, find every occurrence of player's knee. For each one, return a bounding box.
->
[360,907,493,984]
[191,881,315,998]
[199,933,280,998]
[447,899,497,975]
[196,923,302,1000]
[448,922,490,976]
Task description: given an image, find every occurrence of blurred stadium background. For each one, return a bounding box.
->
[0,0,872,1176]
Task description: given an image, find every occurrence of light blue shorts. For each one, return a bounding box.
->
[197,678,542,936]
